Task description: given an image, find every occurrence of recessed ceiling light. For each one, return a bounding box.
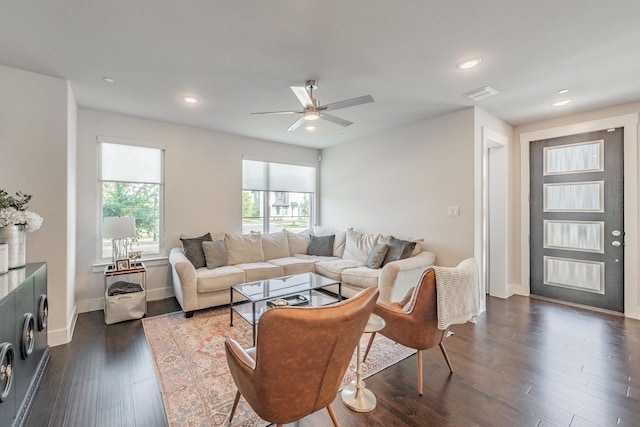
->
[457,57,483,69]
[552,99,572,107]
[183,96,199,104]
[103,77,115,83]
[305,125,316,131]
[557,89,569,94]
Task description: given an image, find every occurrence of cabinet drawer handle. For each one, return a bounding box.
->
[38,294,48,331]
[21,313,35,359]
[0,342,14,402]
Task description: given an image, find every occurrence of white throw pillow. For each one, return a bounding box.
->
[261,230,290,260]
[285,229,310,256]
[342,228,381,265]
[333,230,347,257]
[224,232,265,265]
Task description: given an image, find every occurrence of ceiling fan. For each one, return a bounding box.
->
[251,80,374,131]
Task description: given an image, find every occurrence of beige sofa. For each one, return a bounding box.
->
[169,228,435,317]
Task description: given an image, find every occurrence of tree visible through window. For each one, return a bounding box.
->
[99,141,164,259]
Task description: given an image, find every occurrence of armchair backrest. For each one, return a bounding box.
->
[251,287,378,423]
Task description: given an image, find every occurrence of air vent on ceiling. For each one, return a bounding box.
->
[463,86,499,101]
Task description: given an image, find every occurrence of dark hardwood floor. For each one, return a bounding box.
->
[24,295,640,427]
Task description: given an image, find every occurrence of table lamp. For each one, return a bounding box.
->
[103,217,136,264]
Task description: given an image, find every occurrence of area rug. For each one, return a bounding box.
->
[142,306,415,427]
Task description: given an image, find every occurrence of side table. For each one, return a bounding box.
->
[103,261,147,322]
[341,313,386,412]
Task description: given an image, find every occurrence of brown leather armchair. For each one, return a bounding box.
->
[362,268,453,395]
[225,287,379,427]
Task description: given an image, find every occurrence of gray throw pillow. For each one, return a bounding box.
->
[307,234,335,256]
[202,240,228,269]
[365,244,389,269]
[180,233,212,269]
[383,236,416,266]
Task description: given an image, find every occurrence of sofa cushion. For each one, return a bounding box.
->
[285,230,310,256]
[202,240,228,269]
[333,230,347,257]
[261,231,290,260]
[315,259,362,281]
[383,236,417,266]
[235,262,284,282]
[267,257,316,275]
[307,234,335,256]
[342,228,380,265]
[225,233,265,265]
[180,232,213,269]
[341,267,380,290]
[196,265,246,293]
[365,244,389,269]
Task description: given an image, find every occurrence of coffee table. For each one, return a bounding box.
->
[229,272,342,345]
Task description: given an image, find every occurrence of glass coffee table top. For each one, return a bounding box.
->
[230,272,342,344]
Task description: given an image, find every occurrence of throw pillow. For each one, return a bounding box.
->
[307,234,335,256]
[261,230,290,260]
[285,229,310,256]
[202,240,228,269]
[333,230,347,257]
[380,234,424,256]
[342,228,381,265]
[383,236,417,266]
[365,244,389,269]
[224,232,265,265]
[180,232,213,269]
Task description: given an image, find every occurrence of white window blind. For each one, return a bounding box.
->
[242,160,315,193]
[101,143,163,184]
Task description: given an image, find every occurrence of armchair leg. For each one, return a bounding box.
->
[327,404,340,427]
[417,349,423,395]
[362,332,377,363]
[439,342,453,373]
[228,391,241,423]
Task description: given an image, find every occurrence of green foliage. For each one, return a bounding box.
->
[0,189,32,211]
[103,182,159,241]
[242,191,261,218]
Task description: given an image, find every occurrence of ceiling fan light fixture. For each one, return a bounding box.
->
[304,110,319,121]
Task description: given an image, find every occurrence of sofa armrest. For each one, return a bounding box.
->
[169,247,198,312]
[378,251,435,304]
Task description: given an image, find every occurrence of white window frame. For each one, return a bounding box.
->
[97,137,165,262]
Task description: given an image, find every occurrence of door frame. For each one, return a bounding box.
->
[519,113,639,318]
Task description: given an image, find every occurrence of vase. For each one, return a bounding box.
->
[0,224,26,269]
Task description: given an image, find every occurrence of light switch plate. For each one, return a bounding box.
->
[448,206,460,217]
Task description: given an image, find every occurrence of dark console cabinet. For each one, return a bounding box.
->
[0,263,49,427]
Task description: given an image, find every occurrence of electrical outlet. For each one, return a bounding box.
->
[448,206,460,217]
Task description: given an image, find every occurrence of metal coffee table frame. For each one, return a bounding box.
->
[230,272,342,345]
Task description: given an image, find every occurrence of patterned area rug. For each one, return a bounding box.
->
[142,306,415,427]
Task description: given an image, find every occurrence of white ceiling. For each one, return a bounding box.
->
[2,1,640,149]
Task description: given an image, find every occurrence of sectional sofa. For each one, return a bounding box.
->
[169,227,435,317]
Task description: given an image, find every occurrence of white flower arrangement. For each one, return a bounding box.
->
[0,189,43,232]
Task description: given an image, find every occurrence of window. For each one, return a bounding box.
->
[99,140,164,260]
[242,159,315,234]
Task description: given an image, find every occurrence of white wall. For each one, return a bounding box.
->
[0,65,76,345]
[320,108,476,267]
[513,102,640,319]
[75,108,320,312]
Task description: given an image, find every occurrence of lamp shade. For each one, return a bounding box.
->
[103,217,136,239]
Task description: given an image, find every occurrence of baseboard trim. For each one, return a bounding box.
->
[48,305,78,346]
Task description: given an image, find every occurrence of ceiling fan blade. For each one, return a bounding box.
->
[286,116,306,132]
[290,86,314,108]
[251,110,300,115]
[320,113,353,127]
[321,95,374,111]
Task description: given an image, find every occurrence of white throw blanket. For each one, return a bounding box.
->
[432,258,480,330]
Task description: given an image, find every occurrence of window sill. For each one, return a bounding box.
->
[92,256,168,273]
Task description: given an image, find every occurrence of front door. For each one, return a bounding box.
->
[530,128,624,312]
